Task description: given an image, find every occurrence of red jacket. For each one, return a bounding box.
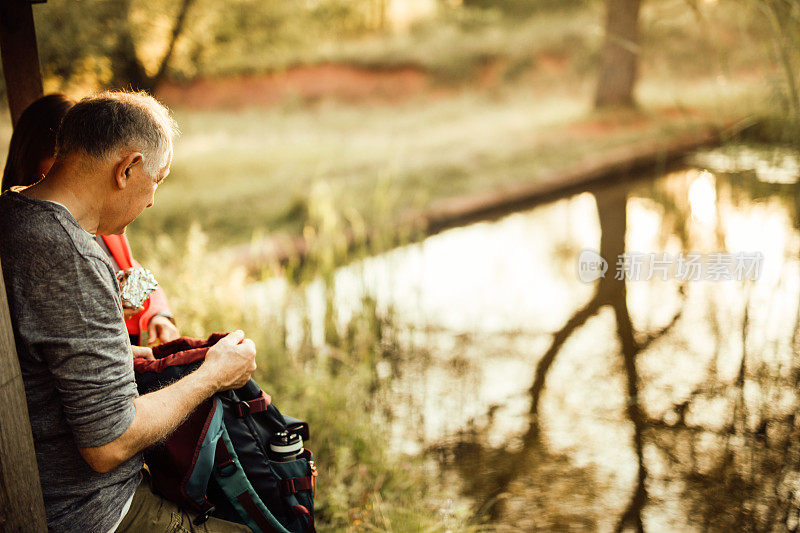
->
[100,234,172,338]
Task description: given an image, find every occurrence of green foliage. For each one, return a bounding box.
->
[34,0,194,91]
[34,0,120,89]
[183,0,379,77]
[30,0,387,90]
[30,0,591,89]
[21,0,792,103]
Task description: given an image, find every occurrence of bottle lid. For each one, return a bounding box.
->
[270,433,303,455]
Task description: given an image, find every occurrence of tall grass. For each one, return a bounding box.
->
[139,213,472,531]
[746,0,800,142]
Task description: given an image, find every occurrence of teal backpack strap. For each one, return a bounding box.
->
[213,425,290,533]
[183,398,225,509]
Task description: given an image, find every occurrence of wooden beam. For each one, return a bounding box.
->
[0,266,47,532]
[0,0,45,125]
[0,1,48,531]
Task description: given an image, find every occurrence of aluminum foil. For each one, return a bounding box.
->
[116,267,159,309]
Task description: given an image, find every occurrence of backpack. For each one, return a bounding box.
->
[133,334,317,533]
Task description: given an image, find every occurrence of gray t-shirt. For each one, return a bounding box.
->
[0,191,142,533]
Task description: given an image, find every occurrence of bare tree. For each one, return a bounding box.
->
[594,0,643,108]
[109,0,196,92]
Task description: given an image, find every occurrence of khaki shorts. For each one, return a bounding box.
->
[116,471,251,533]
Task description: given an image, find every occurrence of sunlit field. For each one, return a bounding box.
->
[135,74,766,252]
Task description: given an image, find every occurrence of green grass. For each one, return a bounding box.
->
[124,74,766,256]
[128,88,586,249]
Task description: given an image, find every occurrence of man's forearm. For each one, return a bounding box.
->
[79,330,256,473]
[79,367,218,473]
[124,368,218,453]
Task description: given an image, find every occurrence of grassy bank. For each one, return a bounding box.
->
[125,72,766,257]
[139,226,473,531]
[122,0,781,253]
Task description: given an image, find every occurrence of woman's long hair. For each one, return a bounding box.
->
[2,94,75,191]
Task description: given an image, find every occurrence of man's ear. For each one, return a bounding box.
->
[113,152,144,190]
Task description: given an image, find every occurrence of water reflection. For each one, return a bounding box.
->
[692,145,800,185]
[385,146,800,531]
[253,145,800,530]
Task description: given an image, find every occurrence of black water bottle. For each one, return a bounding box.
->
[268,430,303,462]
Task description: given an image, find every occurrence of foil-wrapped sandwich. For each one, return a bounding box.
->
[116,267,159,309]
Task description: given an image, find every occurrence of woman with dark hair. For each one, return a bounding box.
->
[1,94,74,191]
[2,93,180,346]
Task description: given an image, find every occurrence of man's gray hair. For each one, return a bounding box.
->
[55,91,179,175]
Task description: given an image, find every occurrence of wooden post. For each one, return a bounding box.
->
[0,269,47,532]
[0,1,48,531]
[0,0,45,125]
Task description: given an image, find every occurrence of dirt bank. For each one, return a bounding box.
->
[157,64,438,109]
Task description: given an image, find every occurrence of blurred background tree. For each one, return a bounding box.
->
[29,0,617,94]
[35,0,197,92]
[753,0,800,137]
[21,0,794,114]
[594,0,641,108]
[32,0,388,92]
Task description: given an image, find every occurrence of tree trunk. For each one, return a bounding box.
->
[108,0,149,91]
[111,0,196,92]
[151,0,197,90]
[110,29,150,91]
[594,0,643,109]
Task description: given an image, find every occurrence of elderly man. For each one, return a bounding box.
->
[0,91,253,532]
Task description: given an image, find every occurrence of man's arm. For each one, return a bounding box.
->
[79,330,256,473]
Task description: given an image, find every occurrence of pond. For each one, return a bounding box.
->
[255,144,800,531]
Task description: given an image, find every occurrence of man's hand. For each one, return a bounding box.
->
[123,306,144,320]
[78,330,257,474]
[147,315,180,345]
[131,345,154,360]
[199,330,257,391]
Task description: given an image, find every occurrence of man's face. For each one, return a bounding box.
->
[110,150,171,234]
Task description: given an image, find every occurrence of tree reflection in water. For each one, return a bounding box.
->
[429,157,800,532]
